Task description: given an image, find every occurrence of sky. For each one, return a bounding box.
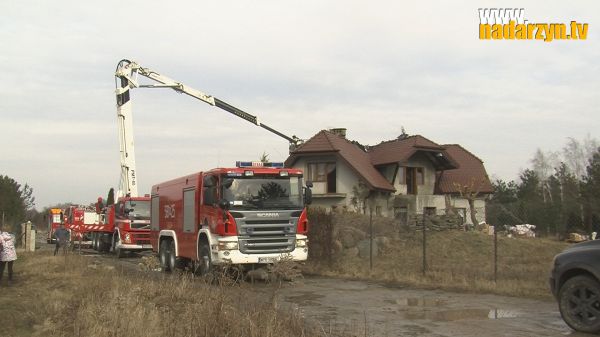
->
[1,1,599,210]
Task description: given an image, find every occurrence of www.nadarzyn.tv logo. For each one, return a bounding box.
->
[478,8,588,42]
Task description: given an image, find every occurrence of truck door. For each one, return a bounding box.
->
[150,194,160,251]
[179,187,197,257]
[200,175,219,233]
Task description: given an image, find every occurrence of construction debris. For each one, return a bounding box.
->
[507,224,536,238]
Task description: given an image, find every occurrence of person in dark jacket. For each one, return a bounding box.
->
[53,223,70,256]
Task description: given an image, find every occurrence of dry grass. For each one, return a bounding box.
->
[304,229,569,299]
[0,251,342,337]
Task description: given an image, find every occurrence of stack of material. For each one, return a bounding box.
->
[412,214,464,231]
[507,224,536,238]
[567,233,590,243]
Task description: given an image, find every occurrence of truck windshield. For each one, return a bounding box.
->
[222,175,304,210]
[125,200,150,220]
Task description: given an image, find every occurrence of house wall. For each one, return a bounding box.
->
[289,153,488,224]
[447,196,487,224]
[394,153,437,195]
[291,155,359,211]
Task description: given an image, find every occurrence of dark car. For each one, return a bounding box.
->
[550,239,600,333]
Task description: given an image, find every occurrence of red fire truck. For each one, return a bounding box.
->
[150,161,312,274]
[63,205,97,246]
[90,195,151,257]
[114,59,308,264]
[46,208,63,243]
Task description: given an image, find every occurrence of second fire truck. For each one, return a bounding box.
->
[151,161,312,274]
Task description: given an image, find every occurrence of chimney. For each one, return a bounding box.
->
[329,128,347,138]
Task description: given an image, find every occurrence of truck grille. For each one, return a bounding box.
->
[132,232,151,245]
[236,212,298,254]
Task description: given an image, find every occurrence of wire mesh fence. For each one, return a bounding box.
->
[306,204,568,297]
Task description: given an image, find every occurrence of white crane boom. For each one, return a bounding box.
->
[115,59,302,144]
[114,59,303,199]
[114,61,139,198]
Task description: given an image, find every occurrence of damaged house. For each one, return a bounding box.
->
[285,129,494,226]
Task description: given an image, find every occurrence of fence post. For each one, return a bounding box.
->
[422,213,427,276]
[369,206,373,271]
[494,225,498,283]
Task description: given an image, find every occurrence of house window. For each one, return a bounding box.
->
[416,167,424,185]
[456,208,466,223]
[405,167,424,195]
[394,206,408,225]
[375,206,382,216]
[424,207,436,216]
[397,167,405,184]
[307,162,336,193]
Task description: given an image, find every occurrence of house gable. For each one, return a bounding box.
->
[436,144,494,194]
[286,130,394,192]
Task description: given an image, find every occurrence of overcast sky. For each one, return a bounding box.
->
[1,1,598,210]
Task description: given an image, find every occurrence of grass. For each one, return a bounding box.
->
[0,251,343,337]
[304,212,570,300]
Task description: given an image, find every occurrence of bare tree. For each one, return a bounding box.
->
[562,137,598,179]
[351,180,370,214]
[531,148,559,203]
[453,178,486,229]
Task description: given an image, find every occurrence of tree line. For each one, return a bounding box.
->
[487,136,600,236]
[0,175,36,228]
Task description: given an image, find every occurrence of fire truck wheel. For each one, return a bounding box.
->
[113,234,125,258]
[167,240,177,272]
[159,240,172,272]
[198,243,212,276]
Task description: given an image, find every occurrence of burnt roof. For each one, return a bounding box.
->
[436,144,494,194]
[285,130,395,192]
[369,135,457,170]
[286,131,492,195]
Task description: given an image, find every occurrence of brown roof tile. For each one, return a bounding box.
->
[286,130,395,192]
[368,135,456,169]
[436,144,494,194]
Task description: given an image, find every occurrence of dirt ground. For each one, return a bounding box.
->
[84,250,586,337]
[16,233,594,337]
[270,277,590,337]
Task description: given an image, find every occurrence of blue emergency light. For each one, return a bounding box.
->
[236,161,284,168]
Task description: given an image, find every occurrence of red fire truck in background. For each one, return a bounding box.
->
[46,208,63,243]
[62,205,99,248]
[150,161,312,274]
[90,195,151,257]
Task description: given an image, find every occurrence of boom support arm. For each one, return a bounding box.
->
[115,60,302,148]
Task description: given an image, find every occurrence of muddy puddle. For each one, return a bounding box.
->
[389,297,520,321]
[274,277,572,336]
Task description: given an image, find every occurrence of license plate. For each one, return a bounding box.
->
[258,256,279,263]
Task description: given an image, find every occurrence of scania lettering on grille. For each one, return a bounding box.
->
[256,212,280,217]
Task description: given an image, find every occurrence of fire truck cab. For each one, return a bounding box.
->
[150,161,312,274]
[46,208,63,244]
[92,195,151,256]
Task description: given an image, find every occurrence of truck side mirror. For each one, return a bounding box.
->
[218,199,231,210]
[304,187,312,205]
